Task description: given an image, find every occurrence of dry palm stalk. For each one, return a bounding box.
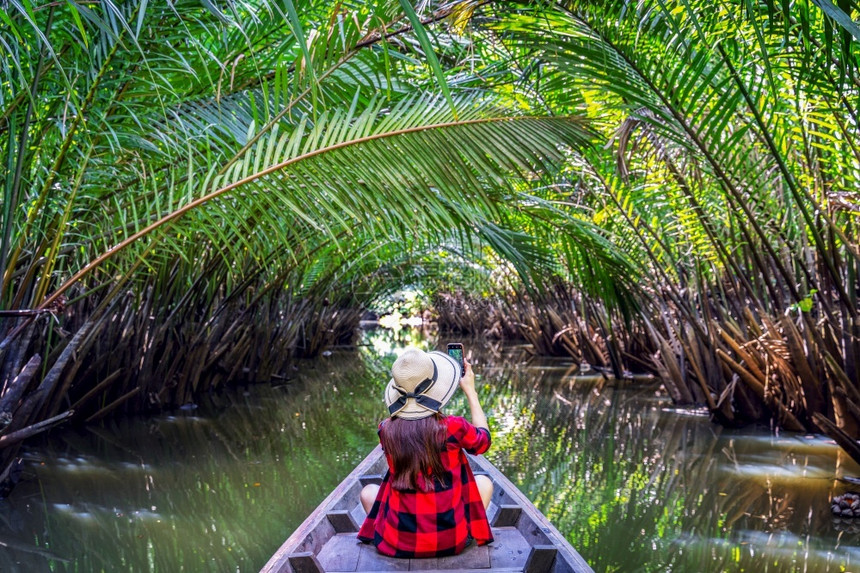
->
[551,326,583,363]
[719,315,746,343]
[713,379,737,423]
[716,349,805,431]
[0,319,37,390]
[813,413,860,466]
[44,308,114,418]
[779,316,827,415]
[0,410,73,448]
[743,307,763,338]
[718,328,767,384]
[85,387,140,423]
[823,353,860,435]
[833,387,860,425]
[68,369,124,413]
[16,313,106,429]
[652,331,695,404]
[0,354,41,430]
[224,330,253,384]
[678,328,716,410]
[824,351,860,405]
[579,320,610,367]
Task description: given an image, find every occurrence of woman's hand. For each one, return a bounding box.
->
[459,360,477,397]
[459,359,487,429]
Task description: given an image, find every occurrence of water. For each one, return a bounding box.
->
[1,333,858,572]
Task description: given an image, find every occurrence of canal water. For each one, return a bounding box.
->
[1,331,858,572]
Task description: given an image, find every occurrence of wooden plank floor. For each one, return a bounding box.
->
[317,526,532,572]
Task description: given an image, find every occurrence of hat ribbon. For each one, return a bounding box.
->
[388,362,439,416]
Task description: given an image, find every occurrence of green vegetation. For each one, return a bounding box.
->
[1,1,858,484]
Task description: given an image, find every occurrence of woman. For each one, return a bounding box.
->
[357,347,494,558]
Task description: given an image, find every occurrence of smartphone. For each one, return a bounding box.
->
[446,343,465,376]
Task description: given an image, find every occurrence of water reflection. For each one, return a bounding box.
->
[2,350,389,572]
[0,332,857,572]
[473,345,860,572]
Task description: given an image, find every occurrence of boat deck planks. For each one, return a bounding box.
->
[262,446,593,573]
[313,525,534,571]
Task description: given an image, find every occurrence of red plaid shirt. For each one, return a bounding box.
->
[357,415,493,558]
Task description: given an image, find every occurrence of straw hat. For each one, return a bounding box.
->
[385,348,461,419]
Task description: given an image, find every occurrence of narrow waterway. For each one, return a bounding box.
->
[2,331,858,572]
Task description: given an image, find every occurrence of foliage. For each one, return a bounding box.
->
[1,0,860,479]
[0,0,635,454]
[455,0,860,459]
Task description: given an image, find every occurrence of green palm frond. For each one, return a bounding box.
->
[37,92,608,309]
[486,1,856,307]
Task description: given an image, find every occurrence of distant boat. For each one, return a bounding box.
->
[261,445,593,572]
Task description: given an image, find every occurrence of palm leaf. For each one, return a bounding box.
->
[37,94,606,310]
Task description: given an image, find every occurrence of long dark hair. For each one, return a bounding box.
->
[381,413,447,491]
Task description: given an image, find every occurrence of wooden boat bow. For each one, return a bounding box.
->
[261,445,593,573]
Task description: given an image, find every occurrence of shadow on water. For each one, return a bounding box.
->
[0,330,858,572]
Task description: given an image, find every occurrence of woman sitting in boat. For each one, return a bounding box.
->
[357,347,494,558]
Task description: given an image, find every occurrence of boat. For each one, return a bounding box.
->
[261,445,593,573]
